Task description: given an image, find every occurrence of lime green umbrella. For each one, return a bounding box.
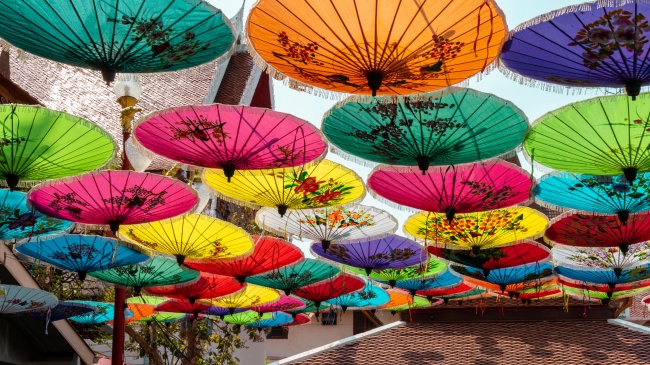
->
[223,310,272,326]
[524,93,650,183]
[345,259,446,288]
[0,105,115,190]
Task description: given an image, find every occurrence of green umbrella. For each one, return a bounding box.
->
[0,105,115,190]
[223,310,272,326]
[246,259,340,296]
[345,259,446,288]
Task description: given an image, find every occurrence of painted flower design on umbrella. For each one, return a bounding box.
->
[103,186,167,213]
[0,204,62,235]
[417,211,528,242]
[297,208,376,229]
[8,299,47,310]
[463,180,516,208]
[48,193,89,219]
[280,172,351,208]
[566,243,650,268]
[168,116,230,143]
[51,244,99,261]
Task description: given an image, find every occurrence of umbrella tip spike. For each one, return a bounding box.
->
[622,167,638,186]
[5,174,18,191]
[624,79,642,100]
[175,254,186,266]
[101,68,116,84]
[366,72,383,97]
[321,240,331,252]
[277,204,288,218]
[415,156,430,175]
[222,164,236,183]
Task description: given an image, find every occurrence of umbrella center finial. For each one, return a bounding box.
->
[5,174,18,191]
[175,254,186,266]
[445,208,456,224]
[388,279,396,288]
[222,164,236,183]
[321,240,331,252]
[101,69,116,85]
[415,156,430,175]
[277,204,289,217]
[622,167,638,185]
[613,267,623,279]
[366,72,384,97]
[624,79,642,101]
[616,210,630,225]
[108,220,121,235]
[619,243,630,256]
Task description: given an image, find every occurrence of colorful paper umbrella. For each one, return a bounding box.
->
[383,295,434,314]
[27,170,199,234]
[133,104,327,181]
[21,301,97,322]
[463,275,554,295]
[246,259,340,295]
[368,160,533,218]
[394,270,463,296]
[564,285,650,305]
[120,213,254,265]
[90,256,199,294]
[552,242,650,278]
[184,236,303,284]
[523,94,650,184]
[324,284,390,312]
[224,311,272,326]
[248,294,305,314]
[126,295,168,307]
[544,212,650,254]
[0,284,57,314]
[534,172,650,224]
[16,234,150,281]
[285,298,337,317]
[322,88,528,169]
[247,0,506,97]
[125,302,156,322]
[285,313,310,326]
[144,273,243,304]
[202,306,245,319]
[500,1,650,99]
[404,207,549,253]
[292,274,365,310]
[0,105,115,190]
[0,0,235,83]
[429,240,551,277]
[381,289,418,309]
[311,235,427,275]
[0,190,72,242]
[417,283,474,303]
[68,301,133,325]
[559,277,650,295]
[450,262,555,292]
[346,259,447,288]
[247,312,293,330]
[440,287,490,303]
[206,284,280,315]
[154,299,212,318]
[496,282,562,302]
[202,159,365,217]
[138,312,187,323]
[555,264,650,291]
[256,205,398,251]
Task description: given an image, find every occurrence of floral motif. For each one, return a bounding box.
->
[103,185,167,213]
[356,289,377,301]
[567,174,650,201]
[8,299,46,309]
[49,192,88,219]
[124,229,158,249]
[297,208,375,230]
[263,270,314,288]
[416,210,528,242]
[275,171,353,208]
[0,136,27,147]
[50,244,99,261]
[168,116,229,143]
[368,248,417,262]
[462,180,517,209]
[565,242,650,269]
[442,247,508,266]
[273,145,304,167]
[568,9,650,69]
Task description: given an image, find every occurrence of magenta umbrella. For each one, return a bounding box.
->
[247,294,306,315]
[27,170,198,233]
[367,159,533,222]
[133,104,327,182]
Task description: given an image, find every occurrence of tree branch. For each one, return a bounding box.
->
[125,325,165,365]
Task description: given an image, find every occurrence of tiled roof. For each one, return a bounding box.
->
[213,51,254,104]
[286,321,650,365]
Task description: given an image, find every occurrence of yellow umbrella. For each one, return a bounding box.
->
[119,213,254,266]
[247,0,506,97]
[203,159,366,217]
[404,207,548,252]
[203,284,280,315]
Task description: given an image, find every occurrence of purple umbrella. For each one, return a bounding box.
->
[202,306,245,320]
[501,1,650,99]
[311,234,428,275]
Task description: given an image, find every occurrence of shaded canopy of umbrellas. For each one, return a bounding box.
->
[544,212,650,254]
[205,284,280,314]
[383,295,435,314]
[16,234,150,281]
[223,310,272,326]
[324,284,390,312]
[404,207,548,252]
[450,262,555,292]
[311,234,427,275]
[394,270,463,296]
[346,259,447,287]
[563,285,649,304]
[285,297,337,317]
[416,282,474,303]
[144,273,244,304]
[322,88,528,170]
[367,160,533,220]
[293,274,365,310]
[534,172,650,224]
[133,104,327,182]
[559,276,650,295]
[21,301,97,322]
[256,205,398,251]
[0,105,115,191]
[246,258,340,295]
[27,170,199,234]
[184,236,303,284]
[154,299,212,317]
[202,306,245,319]
[247,311,293,330]
[429,240,551,277]
[0,0,235,83]
[68,301,133,325]
[555,264,650,290]
[500,1,650,99]
[247,0,506,96]
[0,190,72,242]
[523,93,650,184]
[496,282,562,302]
[138,312,186,323]
[552,242,650,278]
[439,287,490,303]
[90,256,199,294]
[247,294,305,314]
[0,284,57,314]
[120,213,254,265]
[202,159,365,217]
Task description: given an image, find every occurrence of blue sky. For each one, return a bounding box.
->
[209,0,598,254]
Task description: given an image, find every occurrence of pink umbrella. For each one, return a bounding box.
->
[27,170,198,233]
[248,295,306,315]
[367,159,533,222]
[133,104,327,182]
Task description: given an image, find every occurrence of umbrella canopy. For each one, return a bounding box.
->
[120,213,254,265]
[416,282,474,302]
[555,264,650,290]
[202,159,365,217]
[394,270,463,296]
[496,282,562,302]
[206,284,280,314]
[564,285,649,304]
[324,284,390,312]
[438,287,490,303]
[0,190,72,242]
[184,236,303,284]
[144,273,244,303]
[293,274,365,310]
[285,313,310,326]
[246,259,340,295]
[138,312,186,323]
[534,172,650,224]
[202,306,245,319]
[256,205,398,251]
[90,256,199,294]
[285,297,336,317]
[404,207,549,252]
[0,284,57,314]
[133,104,327,182]
[0,0,235,83]
[383,295,434,313]
[523,93,650,184]
[552,242,650,278]
[248,295,305,314]
[450,262,555,292]
[27,170,198,234]
[16,234,150,281]
[544,212,650,254]
[21,301,97,322]
[223,311,272,326]
[322,87,528,169]
[126,295,168,306]
[429,240,551,277]
[346,259,447,287]
[367,160,533,218]
[154,299,211,317]
[125,302,156,322]
[500,1,650,99]
[247,311,293,330]
[68,301,133,325]
[559,277,650,294]
[311,235,427,275]
[247,0,506,97]
[0,105,115,191]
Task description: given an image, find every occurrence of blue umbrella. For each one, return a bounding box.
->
[555,264,650,292]
[16,234,150,281]
[22,301,97,322]
[450,262,555,292]
[394,270,462,296]
[324,284,389,312]
[0,190,72,242]
[535,172,650,224]
[246,312,293,330]
[68,301,133,325]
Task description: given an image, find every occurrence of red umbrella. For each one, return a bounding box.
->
[184,236,304,284]
[155,299,212,318]
[285,313,311,326]
[293,274,365,311]
[144,273,244,304]
[417,282,472,303]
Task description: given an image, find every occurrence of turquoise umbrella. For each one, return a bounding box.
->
[68,301,133,325]
[0,190,72,242]
[246,312,293,330]
[324,284,389,312]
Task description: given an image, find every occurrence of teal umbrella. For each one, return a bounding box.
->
[246,259,340,296]
[0,190,72,242]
